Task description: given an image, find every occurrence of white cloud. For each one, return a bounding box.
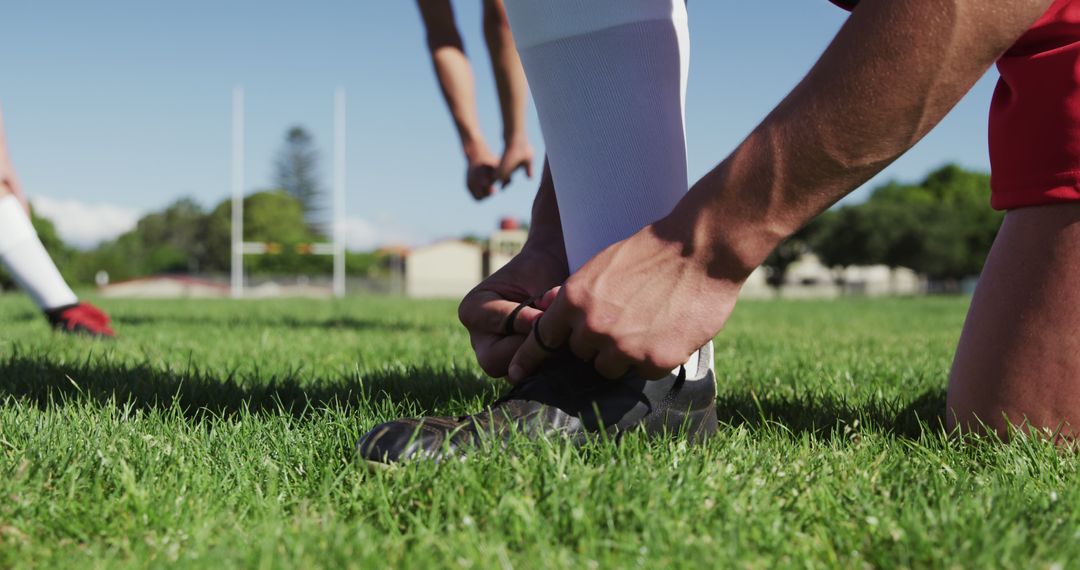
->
[344,216,422,251]
[30,195,141,249]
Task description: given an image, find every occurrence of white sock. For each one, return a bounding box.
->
[505,0,711,379]
[0,195,78,310]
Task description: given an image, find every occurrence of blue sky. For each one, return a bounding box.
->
[0,1,998,248]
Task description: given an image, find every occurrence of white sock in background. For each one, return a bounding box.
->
[0,194,78,310]
[504,0,708,377]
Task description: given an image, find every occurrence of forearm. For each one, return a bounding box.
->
[669,0,1052,279]
[418,0,489,157]
[523,162,567,263]
[483,0,529,144]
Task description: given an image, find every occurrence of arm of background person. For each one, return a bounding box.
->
[482,0,534,187]
[0,103,30,214]
[417,0,500,200]
[508,0,1056,382]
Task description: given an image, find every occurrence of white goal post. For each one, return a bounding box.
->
[230,86,348,298]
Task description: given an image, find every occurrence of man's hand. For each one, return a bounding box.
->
[496,138,534,188]
[459,244,567,378]
[466,146,500,200]
[507,222,744,383]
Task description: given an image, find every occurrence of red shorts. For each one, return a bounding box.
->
[989,0,1080,210]
[834,0,1080,211]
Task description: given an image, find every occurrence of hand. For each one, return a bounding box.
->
[496,138,534,188]
[507,223,744,383]
[465,146,500,201]
[459,244,568,378]
[1,168,30,215]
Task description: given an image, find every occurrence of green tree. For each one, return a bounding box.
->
[202,190,328,276]
[275,126,323,235]
[812,164,1002,280]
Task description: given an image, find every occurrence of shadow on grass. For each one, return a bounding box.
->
[6,311,446,334]
[714,388,947,440]
[0,354,498,421]
[0,354,946,440]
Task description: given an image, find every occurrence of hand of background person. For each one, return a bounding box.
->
[496,138,534,189]
[466,146,500,201]
[507,218,745,383]
[458,244,567,378]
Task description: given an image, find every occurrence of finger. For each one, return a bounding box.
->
[473,333,528,378]
[495,158,514,187]
[535,286,561,311]
[593,349,632,380]
[508,295,573,383]
[567,327,600,364]
[508,304,543,335]
[460,293,540,335]
[524,157,534,178]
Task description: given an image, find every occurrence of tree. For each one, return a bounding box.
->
[812,164,1003,281]
[201,190,326,276]
[68,197,208,283]
[274,126,323,235]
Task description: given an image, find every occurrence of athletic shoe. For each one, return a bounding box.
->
[356,344,717,466]
[44,302,115,337]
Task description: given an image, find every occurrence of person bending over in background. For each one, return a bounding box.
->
[418,0,534,201]
[0,104,114,337]
[360,0,1076,466]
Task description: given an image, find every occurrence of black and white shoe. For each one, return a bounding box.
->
[357,343,718,467]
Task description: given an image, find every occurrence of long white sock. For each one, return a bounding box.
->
[0,195,78,310]
[505,0,709,378]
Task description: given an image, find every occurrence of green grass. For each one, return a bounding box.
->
[0,294,1077,568]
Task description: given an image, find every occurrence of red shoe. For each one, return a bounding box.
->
[44,302,115,337]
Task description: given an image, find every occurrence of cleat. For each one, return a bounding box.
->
[44,302,115,337]
[357,344,717,467]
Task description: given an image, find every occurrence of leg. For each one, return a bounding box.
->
[0,109,113,336]
[482,0,534,185]
[948,202,1080,438]
[504,0,705,376]
[357,0,717,466]
[417,0,499,200]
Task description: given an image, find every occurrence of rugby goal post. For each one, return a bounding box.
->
[230,86,348,298]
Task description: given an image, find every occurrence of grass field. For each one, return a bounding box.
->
[0,294,1077,568]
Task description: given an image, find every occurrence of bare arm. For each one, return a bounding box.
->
[0,103,29,213]
[507,0,1058,381]
[671,0,1054,278]
[417,0,499,199]
[483,0,534,184]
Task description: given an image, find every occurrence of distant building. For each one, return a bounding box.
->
[487,217,528,275]
[100,275,229,298]
[781,253,840,299]
[837,265,925,296]
[738,266,774,299]
[405,239,485,298]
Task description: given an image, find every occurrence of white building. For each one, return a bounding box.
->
[780,253,840,299]
[405,239,484,298]
[100,275,229,298]
[837,265,924,296]
[487,226,528,275]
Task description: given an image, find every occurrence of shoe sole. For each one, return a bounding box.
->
[362,459,397,472]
